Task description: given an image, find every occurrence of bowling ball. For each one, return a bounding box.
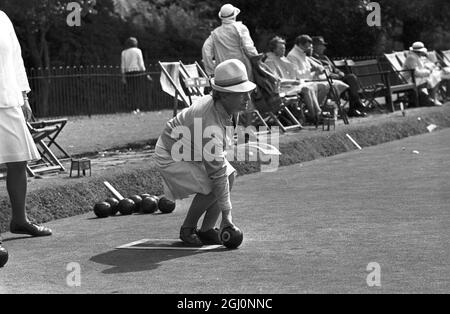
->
[141,196,158,214]
[118,198,135,215]
[220,226,244,249]
[140,193,151,200]
[94,202,112,218]
[0,246,8,268]
[158,197,176,214]
[105,198,120,216]
[129,195,143,213]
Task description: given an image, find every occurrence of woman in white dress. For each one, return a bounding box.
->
[0,10,52,262]
[154,59,256,246]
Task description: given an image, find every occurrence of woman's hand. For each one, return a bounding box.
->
[22,99,33,122]
[220,211,236,233]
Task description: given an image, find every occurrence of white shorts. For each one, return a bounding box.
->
[0,106,40,164]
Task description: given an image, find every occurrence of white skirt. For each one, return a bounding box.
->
[154,138,236,201]
[0,106,40,164]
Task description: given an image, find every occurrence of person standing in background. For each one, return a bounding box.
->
[202,4,259,127]
[121,37,151,110]
[202,3,259,80]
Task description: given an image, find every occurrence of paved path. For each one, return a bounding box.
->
[0,129,449,294]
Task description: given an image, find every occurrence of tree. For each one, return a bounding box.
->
[2,0,98,115]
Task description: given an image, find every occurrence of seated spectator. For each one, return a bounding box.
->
[312,36,367,117]
[287,34,348,117]
[264,36,322,121]
[403,42,444,106]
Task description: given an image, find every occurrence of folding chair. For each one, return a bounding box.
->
[250,80,303,133]
[439,50,450,67]
[382,53,419,110]
[394,51,408,66]
[426,51,450,101]
[26,120,67,177]
[268,94,304,132]
[159,61,195,116]
[28,118,70,159]
[346,59,387,111]
[235,57,303,134]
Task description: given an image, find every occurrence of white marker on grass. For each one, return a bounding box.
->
[346,134,362,150]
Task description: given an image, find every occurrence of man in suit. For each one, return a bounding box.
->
[312,36,367,117]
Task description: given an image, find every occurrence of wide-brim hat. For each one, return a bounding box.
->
[211,59,256,93]
[410,41,428,54]
[218,4,240,20]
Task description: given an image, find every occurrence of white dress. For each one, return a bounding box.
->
[0,10,39,164]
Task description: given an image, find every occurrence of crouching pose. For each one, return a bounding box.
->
[154,59,256,246]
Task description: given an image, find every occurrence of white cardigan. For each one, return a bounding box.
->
[0,10,30,108]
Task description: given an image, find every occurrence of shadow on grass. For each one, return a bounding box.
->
[90,248,227,274]
[1,235,34,242]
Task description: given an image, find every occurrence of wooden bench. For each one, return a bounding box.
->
[347,58,418,112]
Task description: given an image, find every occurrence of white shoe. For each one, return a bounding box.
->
[433,99,443,106]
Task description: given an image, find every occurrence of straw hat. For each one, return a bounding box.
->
[211,59,256,93]
[218,4,240,20]
[409,41,428,54]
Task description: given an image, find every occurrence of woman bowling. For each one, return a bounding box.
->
[154,59,255,246]
[0,10,52,266]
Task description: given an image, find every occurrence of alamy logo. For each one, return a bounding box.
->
[66,262,82,287]
[169,120,280,173]
[366,262,381,287]
[366,2,381,27]
[66,2,82,27]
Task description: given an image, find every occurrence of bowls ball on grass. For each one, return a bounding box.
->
[0,246,8,268]
[141,196,159,214]
[93,202,112,218]
[118,198,135,216]
[105,198,120,216]
[158,197,176,214]
[220,226,244,249]
[129,195,143,213]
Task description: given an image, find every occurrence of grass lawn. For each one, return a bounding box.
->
[0,128,448,293]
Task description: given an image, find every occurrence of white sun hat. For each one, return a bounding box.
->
[409,41,428,54]
[218,3,240,20]
[211,59,256,93]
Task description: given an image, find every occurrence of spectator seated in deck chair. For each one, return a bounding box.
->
[312,36,367,117]
[264,36,323,122]
[403,42,448,106]
[287,34,348,119]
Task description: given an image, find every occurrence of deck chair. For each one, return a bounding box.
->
[159,61,198,116]
[426,51,450,100]
[440,50,450,67]
[382,53,419,110]
[242,55,303,133]
[178,61,210,105]
[394,51,408,66]
[346,59,387,111]
[28,118,70,158]
[26,119,68,177]
[269,94,304,132]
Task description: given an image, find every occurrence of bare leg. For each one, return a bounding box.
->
[200,174,235,232]
[6,162,28,224]
[182,192,217,228]
[182,174,235,230]
[6,162,52,236]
